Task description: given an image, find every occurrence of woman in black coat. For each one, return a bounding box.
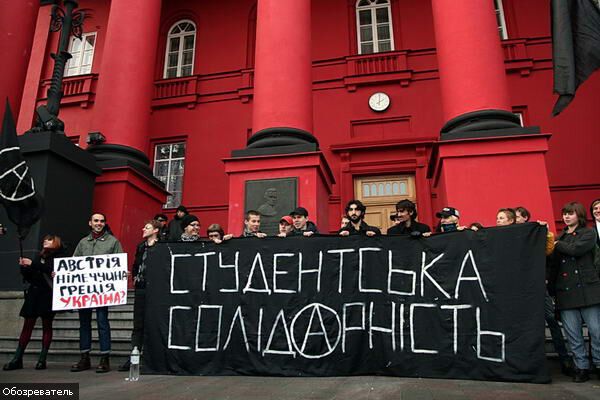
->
[549,202,600,382]
[3,235,65,371]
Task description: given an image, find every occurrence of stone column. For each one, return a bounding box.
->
[90,0,162,159]
[431,0,520,137]
[242,0,317,154]
[0,0,39,119]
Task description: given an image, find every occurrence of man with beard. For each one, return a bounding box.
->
[387,199,430,236]
[71,213,124,373]
[338,200,381,236]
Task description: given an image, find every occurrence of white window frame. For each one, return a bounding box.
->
[163,20,196,79]
[494,0,508,40]
[64,32,97,77]
[153,142,186,209]
[356,0,395,55]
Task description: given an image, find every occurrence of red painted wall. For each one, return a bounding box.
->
[15,0,600,239]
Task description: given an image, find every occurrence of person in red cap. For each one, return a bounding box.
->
[288,207,319,237]
[277,216,294,237]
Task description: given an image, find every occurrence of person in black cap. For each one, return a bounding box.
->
[423,206,466,236]
[154,213,169,241]
[288,207,319,237]
[387,199,431,236]
[168,205,188,241]
[339,200,381,236]
[179,214,201,242]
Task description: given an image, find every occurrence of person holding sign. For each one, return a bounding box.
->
[3,235,65,371]
[242,210,267,238]
[496,208,516,226]
[549,202,600,383]
[423,207,468,237]
[70,213,123,373]
[118,220,160,372]
[387,199,431,236]
[288,207,319,237]
[179,214,201,242]
[338,200,381,237]
[277,216,294,237]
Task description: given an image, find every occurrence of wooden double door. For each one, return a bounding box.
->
[354,175,416,234]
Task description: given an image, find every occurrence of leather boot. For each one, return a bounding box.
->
[96,355,110,373]
[70,352,90,372]
[559,358,574,377]
[573,368,590,383]
[2,345,24,371]
[35,347,49,370]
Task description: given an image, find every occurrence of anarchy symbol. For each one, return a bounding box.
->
[0,147,36,202]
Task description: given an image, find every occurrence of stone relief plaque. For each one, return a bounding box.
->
[245,178,297,235]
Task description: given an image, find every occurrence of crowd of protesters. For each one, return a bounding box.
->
[2,198,600,383]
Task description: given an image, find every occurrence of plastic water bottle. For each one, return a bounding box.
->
[128,346,140,381]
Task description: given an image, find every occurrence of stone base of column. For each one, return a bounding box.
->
[0,131,100,290]
[223,151,334,236]
[440,109,525,140]
[91,165,169,273]
[86,142,169,282]
[232,127,319,157]
[429,132,555,231]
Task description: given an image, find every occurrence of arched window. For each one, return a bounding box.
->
[164,20,196,79]
[356,0,394,54]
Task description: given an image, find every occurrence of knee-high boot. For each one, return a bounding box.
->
[35,347,49,370]
[3,345,25,371]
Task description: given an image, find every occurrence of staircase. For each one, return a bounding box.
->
[0,293,134,365]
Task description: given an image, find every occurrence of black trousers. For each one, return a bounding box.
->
[131,289,146,350]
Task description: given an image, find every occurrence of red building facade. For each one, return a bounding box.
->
[3,0,600,258]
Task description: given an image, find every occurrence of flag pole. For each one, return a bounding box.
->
[18,237,23,259]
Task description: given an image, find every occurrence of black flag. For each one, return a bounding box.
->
[551,0,600,116]
[0,100,43,239]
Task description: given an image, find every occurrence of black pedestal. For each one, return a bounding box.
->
[0,131,100,290]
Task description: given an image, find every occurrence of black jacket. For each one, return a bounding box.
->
[289,221,319,236]
[20,248,65,319]
[339,221,381,236]
[387,221,431,236]
[549,226,600,310]
[168,216,184,241]
[132,240,158,289]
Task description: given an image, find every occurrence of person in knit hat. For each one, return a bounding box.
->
[179,214,200,242]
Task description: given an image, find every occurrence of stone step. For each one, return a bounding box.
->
[32,327,132,339]
[53,310,134,320]
[0,336,132,351]
[46,318,133,330]
[0,348,130,364]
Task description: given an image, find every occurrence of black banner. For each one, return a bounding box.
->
[143,223,550,383]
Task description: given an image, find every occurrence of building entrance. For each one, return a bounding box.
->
[354,175,415,233]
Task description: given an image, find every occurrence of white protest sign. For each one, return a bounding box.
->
[52,253,128,311]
